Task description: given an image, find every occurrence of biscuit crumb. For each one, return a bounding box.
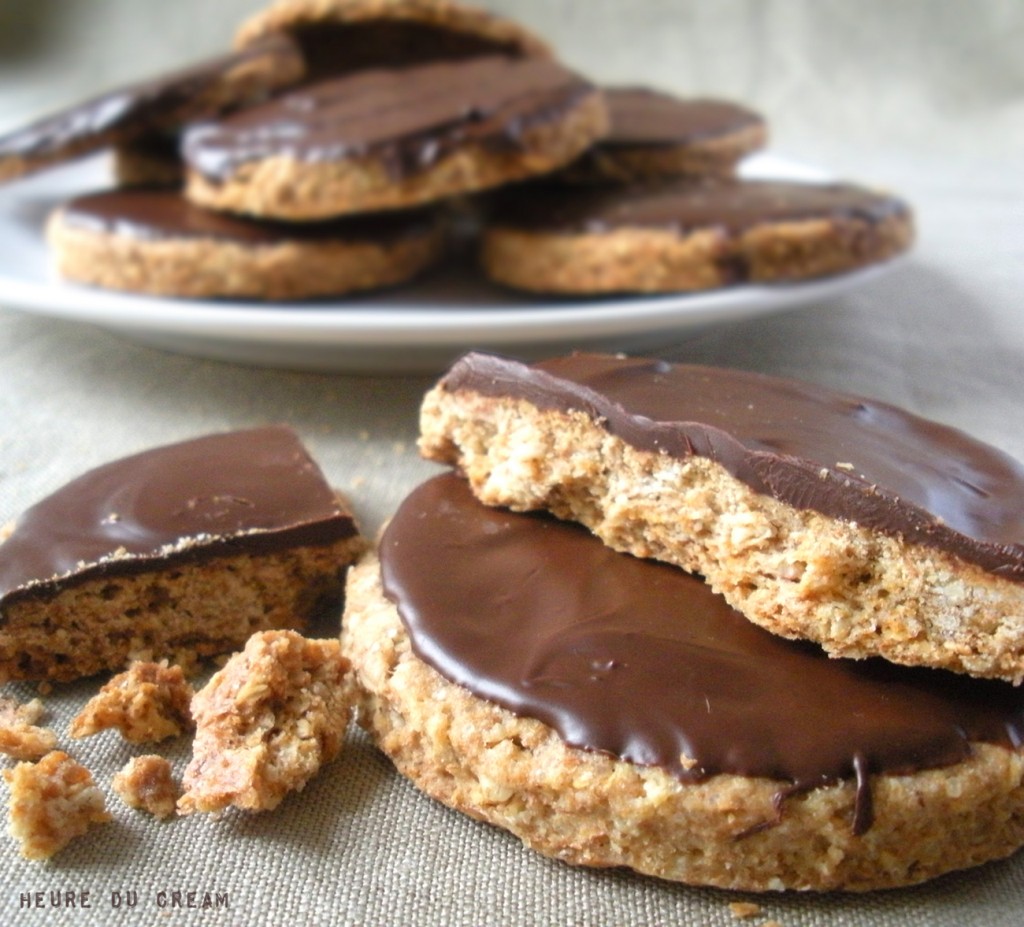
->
[729,901,762,918]
[2,751,111,859]
[835,462,855,471]
[112,755,179,819]
[69,661,194,743]
[0,696,58,761]
[178,630,353,814]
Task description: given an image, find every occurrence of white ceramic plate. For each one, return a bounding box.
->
[0,153,902,373]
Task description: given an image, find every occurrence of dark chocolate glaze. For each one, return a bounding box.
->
[182,55,597,182]
[439,353,1024,581]
[0,426,357,610]
[600,87,764,147]
[487,179,909,235]
[381,474,1024,828]
[61,188,436,244]
[0,36,303,165]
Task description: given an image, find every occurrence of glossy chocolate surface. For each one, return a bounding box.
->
[381,474,1024,814]
[0,426,357,608]
[601,87,764,147]
[61,188,436,244]
[183,55,596,181]
[0,37,302,165]
[439,353,1024,580]
[488,178,908,234]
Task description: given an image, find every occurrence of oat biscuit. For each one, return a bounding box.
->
[480,178,913,294]
[0,696,57,761]
[70,661,194,743]
[178,630,354,814]
[235,0,551,81]
[0,35,304,185]
[48,188,445,299]
[183,56,608,220]
[3,751,111,860]
[0,426,364,684]
[420,353,1024,682]
[341,476,1024,891]
[559,88,767,184]
[112,755,179,819]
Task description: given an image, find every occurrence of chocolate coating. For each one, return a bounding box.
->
[61,188,437,244]
[183,55,597,182]
[0,37,303,168]
[0,426,357,609]
[600,87,764,147]
[487,179,909,235]
[381,474,1024,816]
[439,353,1024,581]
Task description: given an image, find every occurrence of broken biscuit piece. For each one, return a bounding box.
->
[3,751,111,859]
[179,630,354,814]
[0,425,364,684]
[0,696,57,761]
[112,755,179,820]
[70,661,194,744]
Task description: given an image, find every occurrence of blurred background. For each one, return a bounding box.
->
[1,0,1022,165]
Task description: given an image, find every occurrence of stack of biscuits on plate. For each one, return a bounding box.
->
[0,0,914,301]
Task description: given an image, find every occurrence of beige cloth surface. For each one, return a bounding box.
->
[1,1,1023,924]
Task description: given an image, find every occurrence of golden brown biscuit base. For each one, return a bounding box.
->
[235,0,552,68]
[178,630,354,814]
[559,121,768,184]
[0,39,304,187]
[0,534,365,684]
[419,390,1024,683]
[184,91,607,220]
[342,552,1024,891]
[47,209,445,300]
[480,211,913,295]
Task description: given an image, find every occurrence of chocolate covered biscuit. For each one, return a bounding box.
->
[235,0,552,81]
[0,36,304,185]
[481,179,913,294]
[342,474,1024,890]
[48,188,445,299]
[559,88,767,183]
[0,426,364,683]
[420,353,1024,682]
[183,55,608,220]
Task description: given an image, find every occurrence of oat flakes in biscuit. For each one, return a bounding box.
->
[420,352,1024,682]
